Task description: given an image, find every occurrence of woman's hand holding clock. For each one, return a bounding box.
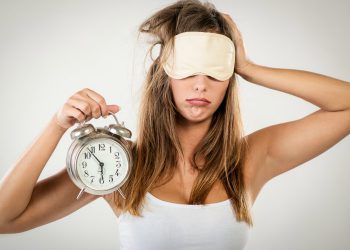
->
[54,88,120,131]
[63,87,131,198]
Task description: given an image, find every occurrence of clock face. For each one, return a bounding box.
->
[75,138,129,191]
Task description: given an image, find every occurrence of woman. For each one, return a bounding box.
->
[0,0,349,249]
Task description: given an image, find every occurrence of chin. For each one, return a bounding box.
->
[176,109,213,124]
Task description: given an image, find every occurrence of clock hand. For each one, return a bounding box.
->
[98,164,104,176]
[87,148,104,167]
[87,148,105,179]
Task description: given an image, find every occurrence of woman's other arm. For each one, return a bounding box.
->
[222,13,350,198]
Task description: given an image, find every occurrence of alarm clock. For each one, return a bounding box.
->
[66,111,132,200]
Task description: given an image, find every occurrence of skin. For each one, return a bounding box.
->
[145,75,232,205]
[169,75,229,171]
[170,75,229,125]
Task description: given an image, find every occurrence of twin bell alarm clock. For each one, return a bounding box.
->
[66,111,132,200]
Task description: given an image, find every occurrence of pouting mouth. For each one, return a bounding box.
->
[186,98,211,103]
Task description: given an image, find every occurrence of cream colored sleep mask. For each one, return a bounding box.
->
[163,31,235,81]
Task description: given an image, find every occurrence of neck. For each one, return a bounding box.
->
[175,116,212,173]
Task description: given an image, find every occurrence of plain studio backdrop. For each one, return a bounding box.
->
[0,0,349,249]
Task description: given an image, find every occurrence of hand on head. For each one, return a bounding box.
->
[220,12,254,75]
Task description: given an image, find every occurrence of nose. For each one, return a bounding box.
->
[192,74,209,92]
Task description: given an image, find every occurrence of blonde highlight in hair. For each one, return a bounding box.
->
[113,0,253,227]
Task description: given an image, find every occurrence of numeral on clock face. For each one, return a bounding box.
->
[84,152,91,159]
[90,176,95,183]
[84,170,89,177]
[99,176,104,184]
[99,143,105,151]
[114,152,120,159]
[89,146,96,154]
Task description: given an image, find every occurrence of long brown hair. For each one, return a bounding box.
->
[113,0,253,226]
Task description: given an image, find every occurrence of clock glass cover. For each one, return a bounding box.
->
[76,138,129,191]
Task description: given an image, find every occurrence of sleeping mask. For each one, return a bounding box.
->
[162,31,236,81]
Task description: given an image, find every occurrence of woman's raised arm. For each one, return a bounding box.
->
[0,88,120,233]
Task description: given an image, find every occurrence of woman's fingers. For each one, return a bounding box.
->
[54,88,121,130]
[220,12,253,75]
[67,97,92,117]
[65,104,87,123]
[106,104,121,114]
[75,89,104,118]
[221,12,242,42]
[81,88,120,117]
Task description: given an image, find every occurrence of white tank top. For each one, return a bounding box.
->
[117,192,251,250]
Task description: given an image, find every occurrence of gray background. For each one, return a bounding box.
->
[0,0,349,249]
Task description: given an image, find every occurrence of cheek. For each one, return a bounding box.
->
[170,84,185,103]
[213,86,229,105]
[220,88,229,100]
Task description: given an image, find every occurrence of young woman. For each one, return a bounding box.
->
[0,0,349,249]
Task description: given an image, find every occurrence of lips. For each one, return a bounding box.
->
[186,98,211,103]
[186,98,211,106]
